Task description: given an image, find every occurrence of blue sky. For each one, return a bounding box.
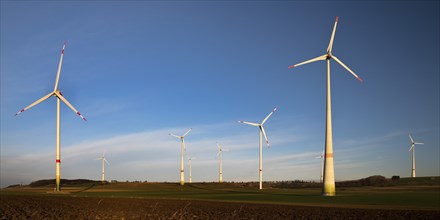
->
[1,1,439,187]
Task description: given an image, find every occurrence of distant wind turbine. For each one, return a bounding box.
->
[238,107,277,190]
[14,42,87,191]
[408,134,424,178]
[96,151,110,183]
[187,156,195,183]
[315,150,324,183]
[169,128,192,186]
[216,143,229,183]
[288,16,363,196]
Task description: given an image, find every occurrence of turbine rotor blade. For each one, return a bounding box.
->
[415,142,424,145]
[261,126,270,147]
[104,158,110,165]
[408,134,414,143]
[288,54,327,69]
[217,143,221,151]
[409,144,414,151]
[55,91,87,121]
[14,92,54,116]
[238,121,260,127]
[327,16,339,53]
[182,128,192,137]
[169,133,181,139]
[262,107,277,125]
[331,56,363,82]
[53,42,67,92]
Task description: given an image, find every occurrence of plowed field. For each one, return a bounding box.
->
[1,194,439,219]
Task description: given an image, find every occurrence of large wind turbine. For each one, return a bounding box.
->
[408,134,424,178]
[216,143,229,183]
[96,151,110,183]
[238,107,276,190]
[288,16,363,196]
[15,43,87,191]
[169,128,192,186]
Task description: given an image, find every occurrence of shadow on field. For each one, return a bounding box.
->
[72,183,96,193]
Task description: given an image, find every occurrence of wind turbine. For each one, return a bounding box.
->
[315,150,324,183]
[169,128,192,186]
[288,16,363,196]
[187,156,195,183]
[14,42,87,191]
[96,151,110,183]
[216,143,229,183]
[408,134,424,178]
[238,107,276,190]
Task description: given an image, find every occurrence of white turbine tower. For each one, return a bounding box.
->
[315,150,324,183]
[15,42,87,192]
[408,134,424,178]
[238,107,276,190]
[216,143,229,183]
[96,151,110,183]
[187,156,195,183]
[288,16,363,196]
[169,128,192,186]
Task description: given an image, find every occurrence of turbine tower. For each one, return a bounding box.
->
[15,43,87,192]
[216,143,229,183]
[408,134,424,178]
[238,107,276,190]
[96,151,110,183]
[169,128,192,186]
[288,16,363,196]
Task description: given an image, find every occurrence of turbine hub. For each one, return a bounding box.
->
[326,52,333,59]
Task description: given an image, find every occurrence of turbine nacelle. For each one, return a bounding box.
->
[187,156,196,162]
[326,52,333,60]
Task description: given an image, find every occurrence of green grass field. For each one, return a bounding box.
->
[2,177,439,210]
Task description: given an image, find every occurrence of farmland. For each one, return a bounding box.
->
[1,177,439,219]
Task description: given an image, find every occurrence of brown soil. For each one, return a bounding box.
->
[1,195,439,220]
